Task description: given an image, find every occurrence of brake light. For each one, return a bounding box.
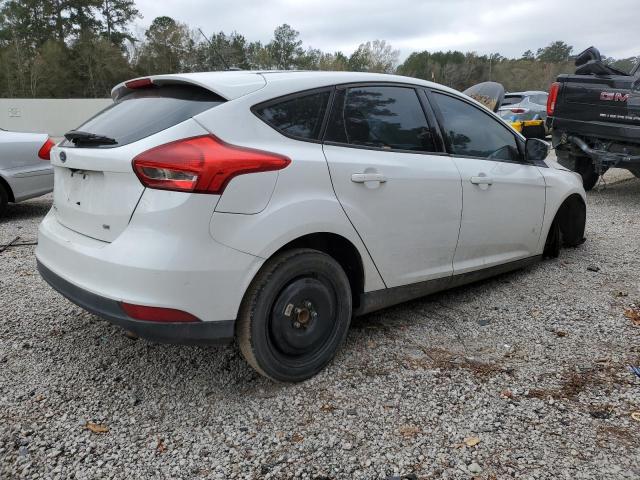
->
[121,302,201,323]
[510,108,527,114]
[125,77,153,89]
[547,82,561,115]
[38,138,55,160]
[132,135,291,194]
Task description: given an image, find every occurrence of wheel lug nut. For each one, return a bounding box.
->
[293,321,301,328]
[304,301,312,308]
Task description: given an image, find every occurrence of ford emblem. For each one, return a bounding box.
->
[60,151,67,162]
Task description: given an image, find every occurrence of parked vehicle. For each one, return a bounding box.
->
[547,46,640,190]
[497,91,548,139]
[36,71,586,382]
[0,129,55,215]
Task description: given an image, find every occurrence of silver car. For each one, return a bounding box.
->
[0,129,54,215]
[497,91,549,123]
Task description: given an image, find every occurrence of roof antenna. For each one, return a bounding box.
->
[198,28,230,71]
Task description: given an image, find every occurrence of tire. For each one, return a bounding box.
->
[237,248,352,382]
[543,217,561,259]
[0,183,8,217]
[574,157,599,191]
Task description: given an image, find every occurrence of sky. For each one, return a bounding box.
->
[134,0,639,60]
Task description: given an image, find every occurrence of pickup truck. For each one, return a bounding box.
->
[546,47,640,190]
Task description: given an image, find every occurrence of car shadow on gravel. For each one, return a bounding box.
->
[1,198,52,223]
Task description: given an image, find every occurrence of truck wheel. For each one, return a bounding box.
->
[575,157,599,191]
[237,248,352,382]
[0,183,8,216]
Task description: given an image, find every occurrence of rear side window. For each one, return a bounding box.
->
[64,85,225,148]
[432,92,520,162]
[530,94,548,105]
[254,90,331,140]
[502,95,524,106]
[325,85,436,152]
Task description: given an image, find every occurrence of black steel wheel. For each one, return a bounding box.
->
[237,248,352,382]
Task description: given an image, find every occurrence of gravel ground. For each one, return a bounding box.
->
[1,176,639,480]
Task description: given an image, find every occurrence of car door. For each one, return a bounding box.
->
[428,90,546,275]
[322,85,462,288]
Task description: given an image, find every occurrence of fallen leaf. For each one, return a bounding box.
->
[500,389,514,399]
[291,432,304,443]
[530,308,541,318]
[623,307,640,326]
[631,412,640,422]
[156,437,167,453]
[85,422,108,434]
[320,403,336,412]
[398,425,420,438]
[34,394,46,402]
[275,431,285,439]
[464,436,481,447]
[555,330,567,338]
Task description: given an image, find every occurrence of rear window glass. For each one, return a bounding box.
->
[63,85,225,148]
[502,95,524,106]
[254,90,331,140]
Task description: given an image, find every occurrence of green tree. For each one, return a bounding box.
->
[349,40,399,73]
[100,0,140,46]
[536,41,573,62]
[268,24,303,69]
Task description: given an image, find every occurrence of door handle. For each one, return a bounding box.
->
[470,175,494,185]
[351,173,387,183]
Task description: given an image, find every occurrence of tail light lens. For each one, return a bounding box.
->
[132,135,291,194]
[121,302,201,323]
[125,77,153,89]
[38,138,55,160]
[547,82,561,116]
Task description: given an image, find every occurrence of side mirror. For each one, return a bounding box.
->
[525,138,549,162]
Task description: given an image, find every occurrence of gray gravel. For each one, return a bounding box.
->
[1,178,640,480]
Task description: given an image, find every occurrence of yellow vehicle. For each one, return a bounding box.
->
[508,119,547,139]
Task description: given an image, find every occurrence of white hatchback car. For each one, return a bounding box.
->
[36,71,586,382]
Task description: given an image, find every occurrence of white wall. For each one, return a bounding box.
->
[0,98,112,137]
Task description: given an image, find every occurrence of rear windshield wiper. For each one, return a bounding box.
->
[64,130,118,146]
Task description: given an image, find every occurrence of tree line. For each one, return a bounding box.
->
[1,0,637,98]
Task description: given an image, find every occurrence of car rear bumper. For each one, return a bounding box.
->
[37,260,235,344]
[36,192,265,326]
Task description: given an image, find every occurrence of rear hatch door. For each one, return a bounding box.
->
[52,83,226,242]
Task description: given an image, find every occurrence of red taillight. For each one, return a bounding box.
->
[510,108,527,114]
[121,302,201,323]
[132,135,291,195]
[38,138,55,160]
[125,78,153,89]
[547,82,561,116]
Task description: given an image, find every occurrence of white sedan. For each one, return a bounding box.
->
[36,71,586,382]
[0,129,55,215]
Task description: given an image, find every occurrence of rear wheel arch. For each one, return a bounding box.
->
[0,175,15,202]
[254,232,365,310]
[268,232,365,311]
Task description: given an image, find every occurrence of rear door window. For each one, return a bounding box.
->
[502,95,524,106]
[254,90,331,140]
[63,85,225,148]
[432,92,521,162]
[325,85,436,152]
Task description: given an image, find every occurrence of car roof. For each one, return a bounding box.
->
[112,70,462,101]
